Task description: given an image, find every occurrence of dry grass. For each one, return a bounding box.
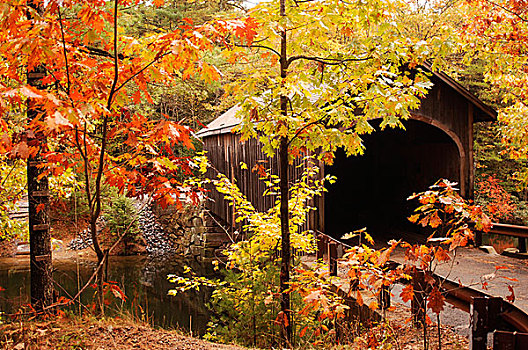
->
[0,315,247,350]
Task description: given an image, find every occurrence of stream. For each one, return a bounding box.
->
[0,254,212,335]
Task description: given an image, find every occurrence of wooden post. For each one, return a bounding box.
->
[379,285,391,310]
[470,297,488,350]
[328,241,338,277]
[518,238,527,254]
[316,234,325,260]
[470,297,503,350]
[474,230,483,247]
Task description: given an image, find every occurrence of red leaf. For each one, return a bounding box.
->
[427,287,445,314]
[36,203,45,213]
[299,326,308,337]
[131,90,141,104]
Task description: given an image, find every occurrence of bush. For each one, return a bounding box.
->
[104,194,140,245]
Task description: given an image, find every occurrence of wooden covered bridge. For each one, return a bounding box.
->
[196,69,497,239]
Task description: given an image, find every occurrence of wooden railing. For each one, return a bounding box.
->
[474,222,528,253]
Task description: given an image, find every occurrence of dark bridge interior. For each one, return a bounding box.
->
[324,119,460,240]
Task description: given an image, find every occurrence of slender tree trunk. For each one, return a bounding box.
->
[27,1,53,313]
[278,0,292,345]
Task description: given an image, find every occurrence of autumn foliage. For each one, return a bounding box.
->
[0,0,257,207]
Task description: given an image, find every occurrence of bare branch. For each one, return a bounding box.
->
[235,43,281,57]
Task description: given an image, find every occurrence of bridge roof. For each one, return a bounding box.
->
[196,68,497,138]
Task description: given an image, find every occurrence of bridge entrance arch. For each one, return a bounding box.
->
[324,118,461,238]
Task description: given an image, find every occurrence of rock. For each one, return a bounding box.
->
[479,245,499,255]
[503,247,519,254]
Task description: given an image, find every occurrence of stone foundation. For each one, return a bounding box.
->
[153,202,231,262]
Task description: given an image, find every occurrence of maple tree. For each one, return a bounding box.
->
[0,0,255,312]
[462,1,528,183]
[217,0,447,343]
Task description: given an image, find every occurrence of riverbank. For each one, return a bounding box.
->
[0,316,248,350]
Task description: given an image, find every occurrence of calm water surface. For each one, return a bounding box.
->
[0,254,212,335]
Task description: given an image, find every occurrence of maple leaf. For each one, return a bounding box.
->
[368,301,379,310]
[11,141,29,159]
[20,86,43,99]
[427,287,445,315]
[356,290,363,306]
[434,247,450,262]
[400,285,414,303]
[36,203,45,213]
[47,111,72,131]
[429,211,442,228]
[408,214,420,223]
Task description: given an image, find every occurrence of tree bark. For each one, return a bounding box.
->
[278,0,292,345]
[27,66,53,312]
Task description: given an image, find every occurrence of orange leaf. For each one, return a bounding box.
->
[429,211,442,228]
[434,247,450,262]
[427,287,444,314]
[12,141,29,159]
[408,214,420,223]
[356,290,363,306]
[299,326,308,337]
[400,285,414,303]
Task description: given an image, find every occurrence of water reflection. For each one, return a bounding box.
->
[0,254,212,335]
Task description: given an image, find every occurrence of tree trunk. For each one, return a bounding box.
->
[278,0,292,345]
[27,65,53,312]
[279,137,291,345]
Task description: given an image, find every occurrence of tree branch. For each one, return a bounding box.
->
[113,52,169,95]
[235,43,281,58]
[483,0,528,23]
[287,54,372,67]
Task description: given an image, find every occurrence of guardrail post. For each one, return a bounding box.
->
[328,241,338,277]
[470,297,503,350]
[519,238,527,254]
[474,230,483,247]
[316,234,325,260]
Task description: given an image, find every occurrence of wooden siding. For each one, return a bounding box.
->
[203,135,322,232]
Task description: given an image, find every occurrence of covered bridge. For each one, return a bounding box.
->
[196,69,497,239]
